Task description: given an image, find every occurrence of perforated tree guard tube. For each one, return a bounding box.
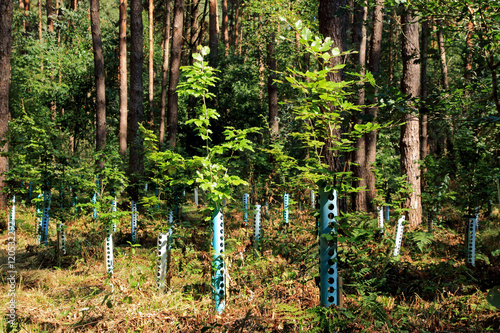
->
[131,200,138,243]
[112,197,117,233]
[253,204,261,256]
[105,226,114,274]
[194,188,199,207]
[283,193,289,225]
[467,216,477,266]
[319,187,338,307]
[243,193,249,225]
[58,223,67,255]
[93,177,99,219]
[29,181,33,201]
[384,206,390,221]
[8,196,15,233]
[36,194,43,241]
[212,205,226,314]
[377,206,384,235]
[393,216,405,256]
[156,232,169,289]
[311,190,315,209]
[41,190,51,246]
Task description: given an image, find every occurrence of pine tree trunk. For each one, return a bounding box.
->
[267,33,278,138]
[90,0,107,159]
[388,9,395,84]
[0,0,13,212]
[38,0,42,40]
[465,20,474,82]
[159,0,171,146]
[209,0,218,66]
[129,0,145,200]
[47,0,54,32]
[351,3,367,212]
[166,0,184,149]
[364,0,383,211]
[148,0,154,128]
[189,0,199,60]
[222,0,229,55]
[119,0,127,155]
[436,19,449,90]
[420,19,429,162]
[400,8,422,227]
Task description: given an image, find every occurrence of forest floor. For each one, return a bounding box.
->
[1,199,499,332]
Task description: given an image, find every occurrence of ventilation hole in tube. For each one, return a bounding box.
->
[328,194,334,201]
[328,287,335,293]
[328,204,334,210]
[328,277,334,284]
[328,213,334,219]
[328,268,335,274]
[328,249,335,256]
[328,296,334,303]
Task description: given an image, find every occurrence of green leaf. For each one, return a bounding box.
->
[487,286,500,309]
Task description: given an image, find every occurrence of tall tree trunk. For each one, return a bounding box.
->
[90,0,106,161]
[436,19,449,90]
[47,0,54,32]
[234,0,240,53]
[209,0,218,66]
[364,0,383,211]
[351,3,367,212]
[222,0,229,56]
[0,0,13,212]
[267,33,278,138]
[400,7,422,227]
[189,0,199,60]
[159,0,171,146]
[465,20,474,82]
[148,0,154,128]
[38,0,42,39]
[129,0,144,200]
[420,19,429,162]
[318,0,348,212]
[119,0,127,155]
[388,9,396,84]
[166,0,184,149]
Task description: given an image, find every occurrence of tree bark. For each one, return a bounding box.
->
[364,0,383,211]
[465,20,474,82]
[400,8,422,227]
[267,33,278,138]
[119,0,127,155]
[351,3,367,212]
[420,19,429,162]
[129,0,145,200]
[159,0,171,146]
[148,0,154,128]
[388,9,396,84]
[166,0,184,149]
[209,0,218,66]
[46,0,54,32]
[0,0,13,212]
[436,19,449,90]
[38,0,42,39]
[222,0,229,55]
[189,0,199,60]
[90,0,107,159]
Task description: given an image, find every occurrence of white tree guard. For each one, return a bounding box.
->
[310,190,315,209]
[105,227,114,274]
[283,193,289,225]
[377,206,384,235]
[194,188,199,207]
[384,206,390,221]
[393,216,405,256]
[112,197,117,233]
[131,200,138,243]
[8,195,15,233]
[156,232,169,289]
[253,204,261,255]
[58,223,67,255]
[41,191,51,246]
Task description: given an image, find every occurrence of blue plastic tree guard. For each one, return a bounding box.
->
[8,195,15,233]
[41,190,51,246]
[319,187,338,307]
[243,193,249,225]
[283,193,289,225]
